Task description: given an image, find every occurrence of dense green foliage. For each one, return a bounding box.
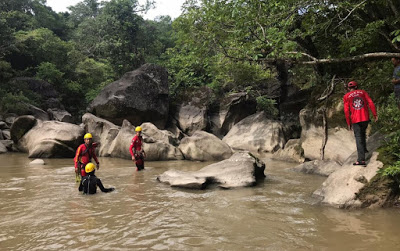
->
[1,0,399,124]
[0,0,173,116]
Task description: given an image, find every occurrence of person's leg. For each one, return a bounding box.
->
[353,122,365,163]
[359,121,369,156]
[394,86,400,109]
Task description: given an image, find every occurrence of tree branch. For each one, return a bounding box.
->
[296,52,400,65]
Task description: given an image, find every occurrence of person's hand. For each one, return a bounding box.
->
[347,124,352,131]
[374,116,378,122]
[75,168,79,174]
[131,156,135,161]
[96,163,100,170]
[110,187,115,192]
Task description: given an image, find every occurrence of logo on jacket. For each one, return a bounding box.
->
[352,97,364,110]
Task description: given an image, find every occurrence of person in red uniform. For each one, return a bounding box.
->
[74,133,100,181]
[129,126,146,171]
[343,81,378,166]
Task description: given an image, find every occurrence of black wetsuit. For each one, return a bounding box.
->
[78,173,114,194]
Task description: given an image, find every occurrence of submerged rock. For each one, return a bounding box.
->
[29,159,45,165]
[157,152,266,189]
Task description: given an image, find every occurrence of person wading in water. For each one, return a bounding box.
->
[74,133,100,182]
[343,81,378,167]
[129,126,146,171]
[79,163,114,194]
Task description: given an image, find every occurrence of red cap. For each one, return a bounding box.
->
[347,81,358,88]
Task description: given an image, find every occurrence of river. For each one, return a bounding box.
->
[1,152,400,250]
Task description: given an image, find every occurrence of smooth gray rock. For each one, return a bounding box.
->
[179,131,233,161]
[157,152,266,189]
[223,112,286,153]
[18,120,84,158]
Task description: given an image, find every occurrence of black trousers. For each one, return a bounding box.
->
[353,121,369,162]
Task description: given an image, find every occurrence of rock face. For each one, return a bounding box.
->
[88,64,169,128]
[299,108,356,164]
[209,92,257,137]
[157,152,266,189]
[17,120,84,158]
[179,131,233,161]
[223,112,286,153]
[272,139,305,163]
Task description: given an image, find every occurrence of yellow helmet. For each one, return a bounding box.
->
[85,163,95,173]
[135,126,142,132]
[84,133,93,139]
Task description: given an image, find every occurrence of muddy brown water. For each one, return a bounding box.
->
[1,152,400,250]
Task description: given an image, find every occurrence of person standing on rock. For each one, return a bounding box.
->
[79,163,114,194]
[74,133,100,182]
[391,57,400,108]
[130,126,146,171]
[343,81,378,167]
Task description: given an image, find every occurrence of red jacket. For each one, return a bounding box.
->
[129,135,143,157]
[343,89,377,126]
[74,143,99,169]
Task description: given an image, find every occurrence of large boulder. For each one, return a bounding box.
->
[88,64,169,128]
[179,131,233,161]
[141,122,180,146]
[299,107,356,164]
[209,92,257,137]
[82,113,120,156]
[10,115,37,142]
[17,120,84,158]
[157,152,266,189]
[223,112,286,153]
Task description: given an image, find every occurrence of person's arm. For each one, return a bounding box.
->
[74,145,82,173]
[364,91,378,121]
[392,78,400,85]
[78,179,83,191]
[92,149,100,170]
[343,95,351,129]
[129,138,136,160]
[96,178,115,193]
